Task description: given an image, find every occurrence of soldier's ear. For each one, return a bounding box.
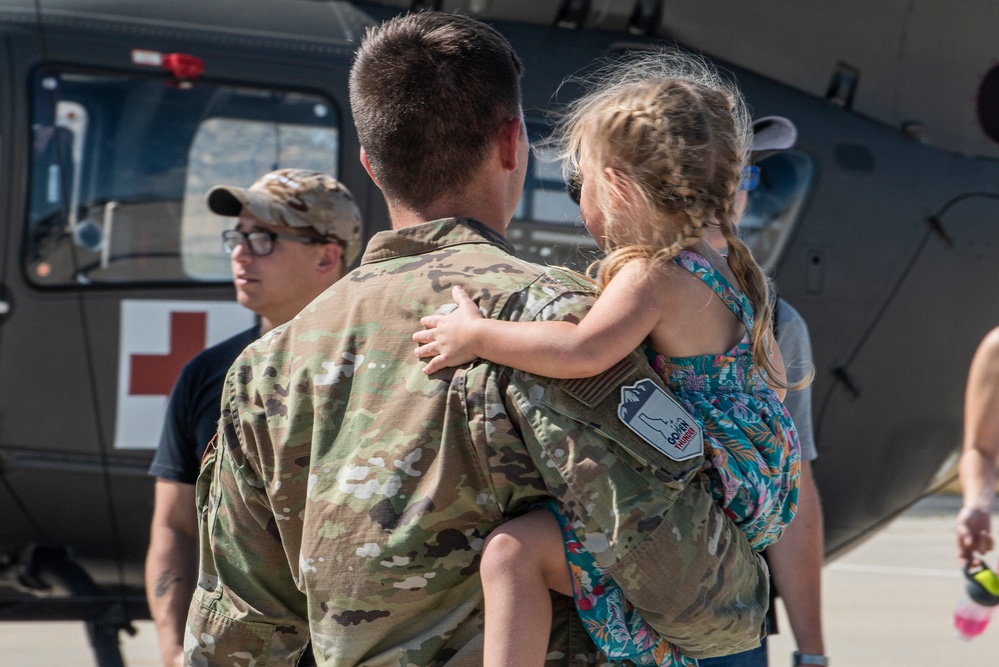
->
[317,242,342,275]
[360,147,381,188]
[497,116,524,172]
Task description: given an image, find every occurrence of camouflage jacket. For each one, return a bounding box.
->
[185,218,769,667]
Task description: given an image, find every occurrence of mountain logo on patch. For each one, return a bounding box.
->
[617,379,703,461]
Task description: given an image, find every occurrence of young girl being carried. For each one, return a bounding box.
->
[413,52,801,667]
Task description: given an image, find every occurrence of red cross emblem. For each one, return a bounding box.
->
[128,311,207,396]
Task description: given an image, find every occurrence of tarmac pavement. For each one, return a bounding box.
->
[767,493,994,666]
[1,494,995,666]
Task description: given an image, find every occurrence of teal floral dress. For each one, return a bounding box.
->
[544,249,800,666]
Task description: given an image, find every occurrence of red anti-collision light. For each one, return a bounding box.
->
[161,53,204,79]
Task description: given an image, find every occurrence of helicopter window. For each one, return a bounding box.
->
[738,150,814,272]
[513,138,580,226]
[506,125,599,271]
[26,69,340,287]
[507,125,812,273]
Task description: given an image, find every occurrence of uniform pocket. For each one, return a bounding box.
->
[186,602,275,666]
[194,434,223,596]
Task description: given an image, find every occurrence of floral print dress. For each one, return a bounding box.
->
[544,249,800,666]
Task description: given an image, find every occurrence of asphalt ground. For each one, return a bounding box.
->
[1,494,995,666]
[766,493,995,666]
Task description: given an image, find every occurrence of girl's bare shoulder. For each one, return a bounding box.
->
[603,257,683,310]
[616,255,686,286]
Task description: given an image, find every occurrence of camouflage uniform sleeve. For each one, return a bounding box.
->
[503,285,770,659]
[184,359,309,667]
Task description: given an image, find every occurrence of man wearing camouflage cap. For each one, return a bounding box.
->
[145,168,360,667]
[186,13,767,666]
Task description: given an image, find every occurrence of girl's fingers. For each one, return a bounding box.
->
[420,315,441,328]
[423,356,446,375]
[452,285,473,305]
[452,286,482,316]
[413,342,438,359]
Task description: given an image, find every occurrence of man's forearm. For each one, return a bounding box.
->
[145,526,198,667]
[766,462,824,654]
[959,450,997,511]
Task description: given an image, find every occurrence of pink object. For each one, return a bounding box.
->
[954,590,994,640]
[955,614,989,639]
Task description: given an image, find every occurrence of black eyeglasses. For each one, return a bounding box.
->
[567,171,582,205]
[221,229,324,256]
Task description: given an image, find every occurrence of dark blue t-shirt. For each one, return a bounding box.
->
[148,325,260,484]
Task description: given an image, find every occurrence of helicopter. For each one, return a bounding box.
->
[1,0,998,664]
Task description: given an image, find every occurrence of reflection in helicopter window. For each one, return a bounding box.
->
[26,69,340,287]
[739,150,815,272]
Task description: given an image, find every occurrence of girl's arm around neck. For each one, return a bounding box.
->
[413,260,665,378]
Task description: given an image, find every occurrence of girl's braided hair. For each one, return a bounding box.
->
[553,51,789,387]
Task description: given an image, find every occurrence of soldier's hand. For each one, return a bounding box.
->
[413,285,483,374]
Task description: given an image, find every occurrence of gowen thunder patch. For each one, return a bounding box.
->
[617,379,703,461]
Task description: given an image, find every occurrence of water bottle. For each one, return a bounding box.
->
[954,560,999,639]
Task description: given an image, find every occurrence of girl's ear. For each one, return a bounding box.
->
[603,166,631,210]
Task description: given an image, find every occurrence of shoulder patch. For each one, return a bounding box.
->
[617,379,703,461]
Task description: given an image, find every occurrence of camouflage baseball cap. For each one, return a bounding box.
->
[207,169,364,265]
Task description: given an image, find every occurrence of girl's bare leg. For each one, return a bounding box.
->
[481,509,574,667]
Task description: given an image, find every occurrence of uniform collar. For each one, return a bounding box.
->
[360,217,516,265]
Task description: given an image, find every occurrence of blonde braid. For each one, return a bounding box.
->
[722,229,811,391]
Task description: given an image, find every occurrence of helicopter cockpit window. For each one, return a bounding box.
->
[739,150,814,272]
[26,69,339,286]
[507,126,599,271]
[513,141,580,226]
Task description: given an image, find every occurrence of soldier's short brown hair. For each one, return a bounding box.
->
[350,12,524,209]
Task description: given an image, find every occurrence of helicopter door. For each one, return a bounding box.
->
[0,63,344,568]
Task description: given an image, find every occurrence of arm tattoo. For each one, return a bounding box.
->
[154,571,182,597]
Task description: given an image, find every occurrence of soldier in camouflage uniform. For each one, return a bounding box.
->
[185,12,769,667]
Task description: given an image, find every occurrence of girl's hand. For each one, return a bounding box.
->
[413,285,484,374]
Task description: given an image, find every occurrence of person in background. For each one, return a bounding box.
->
[956,327,999,565]
[184,12,769,666]
[699,116,828,667]
[144,168,361,667]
